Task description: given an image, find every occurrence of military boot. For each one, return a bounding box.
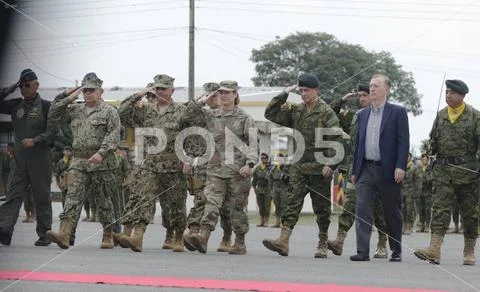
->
[414,233,443,265]
[46,219,74,249]
[113,223,133,248]
[191,225,211,254]
[100,226,114,249]
[327,230,347,256]
[262,226,292,256]
[172,231,185,252]
[119,223,146,252]
[463,237,477,266]
[228,233,246,255]
[373,232,388,259]
[314,233,328,258]
[270,216,281,228]
[162,229,175,249]
[256,216,265,227]
[217,230,232,252]
[183,225,199,252]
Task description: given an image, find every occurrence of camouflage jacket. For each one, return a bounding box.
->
[264,91,341,175]
[401,162,422,197]
[252,163,270,192]
[268,164,289,190]
[429,103,480,184]
[118,95,195,173]
[48,93,120,172]
[418,165,432,195]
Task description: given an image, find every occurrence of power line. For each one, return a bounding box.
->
[20,0,180,8]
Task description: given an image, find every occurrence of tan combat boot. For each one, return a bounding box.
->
[191,225,211,254]
[113,223,133,248]
[463,237,477,266]
[217,230,232,252]
[119,223,146,252]
[162,229,175,249]
[270,216,281,228]
[229,233,246,255]
[262,226,292,256]
[172,231,185,252]
[373,232,388,259]
[327,230,347,256]
[256,216,265,227]
[46,219,74,249]
[183,225,199,252]
[100,226,114,249]
[414,233,443,265]
[314,233,328,258]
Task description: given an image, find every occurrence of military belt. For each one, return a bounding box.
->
[436,155,476,165]
[73,149,98,159]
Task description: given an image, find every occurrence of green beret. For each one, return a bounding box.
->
[298,73,319,88]
[445,79,469,95]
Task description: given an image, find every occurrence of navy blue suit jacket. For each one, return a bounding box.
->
[352,102,410,182]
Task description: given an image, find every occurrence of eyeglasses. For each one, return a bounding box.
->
[82,88,96,94]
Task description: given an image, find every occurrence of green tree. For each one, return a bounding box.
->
[250,32,422,115]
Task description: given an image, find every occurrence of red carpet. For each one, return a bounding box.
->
[0,270,447,292]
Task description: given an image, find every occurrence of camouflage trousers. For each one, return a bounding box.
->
[415,192,433,227]
[23,187,35,214]
[281,167,331,233]
[123,166,187,234]
[401,189,416,225]
[255,188,272,217]
[60,169,116,229]
[338,182,387,234]
[431,179,479,239]
[186,171,232,232]
[201,174,250,235]
[272,188,288,217]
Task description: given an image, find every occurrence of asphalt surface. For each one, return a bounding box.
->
[1,202,479,292]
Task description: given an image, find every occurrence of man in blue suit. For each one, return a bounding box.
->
[350,74,409,262]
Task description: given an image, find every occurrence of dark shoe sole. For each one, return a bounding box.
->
[34,239,51,246]
[413,251,440,265]
[183,235,197,252]
[190,235,207,254]
[326,241,342,256]
[119,237,142,252]
[0,229,12,246]
[262,239,288,256]
[46,232,68,249]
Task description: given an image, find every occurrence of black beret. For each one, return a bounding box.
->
[298,73,319,89]
[357,84,370,94]
[445,79,469,95]
[19,69,38,84]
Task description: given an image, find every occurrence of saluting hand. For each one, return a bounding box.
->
[394,168,405,183]
[64,86,81,96]
[21,138,35,148]
[322,166,333,178]
[67,87,82,103]
[284,85,298,94]
[88,153,103,164]
[134,86,154,101]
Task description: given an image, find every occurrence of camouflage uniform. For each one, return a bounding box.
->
[47,73,120,249]
[268,163,289,226]
[118,74,192,251]
[252,162,272,226]
[415,94,480,265]
[415,164,433,232]
[401,161,421,234]
[263,86,341,258]
[55,156,71,207]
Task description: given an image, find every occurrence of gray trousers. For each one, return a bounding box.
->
[355,162,402,256]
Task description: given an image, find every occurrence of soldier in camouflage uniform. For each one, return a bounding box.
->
[327,85,388,258]
[189,81,258,255]
[262,73,341,258]
[0,69,54,247]
[416,153,433,233]
[46,72,120,250]
[252,153,272,227]
[183,82,233,253]
[414,79,480,265]
[268,153,289,228]
[55,146,73,207]
[401,153,421,235]
[116,74,193,253]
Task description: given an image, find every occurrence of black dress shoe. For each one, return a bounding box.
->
[0,228,12,246]
[389,253,402,262]
[350,254,370,261]
[34,237,51,246]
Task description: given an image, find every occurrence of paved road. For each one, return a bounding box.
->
[0,202,479,292]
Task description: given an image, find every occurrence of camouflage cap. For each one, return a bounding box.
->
[203,82,220,94]
[152,74,175,88]
[218,80,238,92]
[81,72,103,89]
[19,69,38,84]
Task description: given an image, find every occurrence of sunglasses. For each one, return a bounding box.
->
[82,88,96,94]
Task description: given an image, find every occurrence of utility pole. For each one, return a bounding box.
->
[188,0,195,101]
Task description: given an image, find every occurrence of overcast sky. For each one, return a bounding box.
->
[1,0,480,153]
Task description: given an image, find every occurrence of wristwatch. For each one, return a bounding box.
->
[248,162,255,168]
